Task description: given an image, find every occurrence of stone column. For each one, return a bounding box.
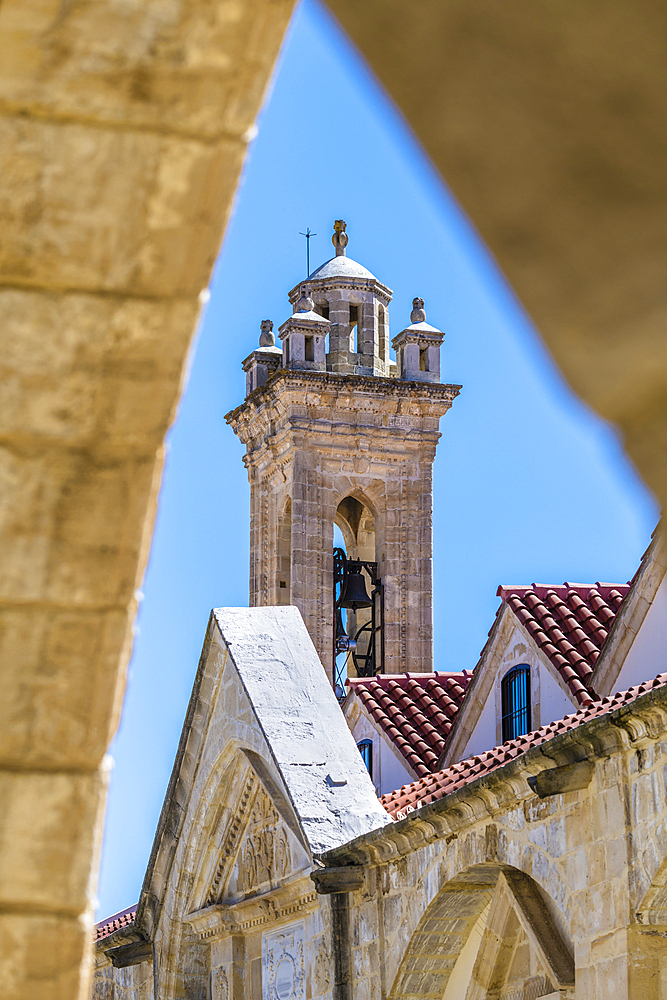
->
[290,452,335,678]
[328,297,355,374]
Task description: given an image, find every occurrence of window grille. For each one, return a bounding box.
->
[501,666,531,742]
[357,740,373,779]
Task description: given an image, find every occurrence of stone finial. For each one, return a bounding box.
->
[259,319,275,347]
[332,219,348,257]
[411,297,426,324]
[295,284,314,312]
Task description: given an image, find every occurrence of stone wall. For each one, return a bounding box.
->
[227,371,459,678]
[326,685,667,1000]
[0,2,295,997]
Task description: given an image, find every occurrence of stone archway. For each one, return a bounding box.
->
[389,864,574,1000]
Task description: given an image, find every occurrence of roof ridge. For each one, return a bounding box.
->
[498,580,632,704]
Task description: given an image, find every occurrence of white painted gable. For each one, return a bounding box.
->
[213,606,390,852]
[454,619,579,764]
[346,697,416,796]
[612,573,667,693]
[138,605,389,958]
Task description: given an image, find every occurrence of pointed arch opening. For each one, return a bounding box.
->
[333,493,383,695]
[389,865,573,1000]
[277,497,291,605]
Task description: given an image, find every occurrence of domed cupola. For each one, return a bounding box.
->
[288,221,394,377]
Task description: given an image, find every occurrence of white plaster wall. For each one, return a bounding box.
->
[459,624,578,762]
[537,660,577,725]
[614,575,667,693]
[350,710,414,796]
[461,690,498,760]
[379,734,415,796]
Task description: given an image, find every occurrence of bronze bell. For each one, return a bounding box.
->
[339,569,372,610]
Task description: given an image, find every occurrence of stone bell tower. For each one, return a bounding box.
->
[226,221,460,684]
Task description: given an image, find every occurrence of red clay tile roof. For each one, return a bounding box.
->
[95,906,137,942]
[497,582,631,706]
[381,672,667,819]
[347,672,472,776]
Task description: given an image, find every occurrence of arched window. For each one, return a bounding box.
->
[349,304,360,353]
[378,304,387,360]
[357,739,373,779]
[501,666,531,742]
[277,498,291,605]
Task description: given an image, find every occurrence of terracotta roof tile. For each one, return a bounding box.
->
[95,906,137,942]
[381,672,667,819]
[496,582,631,705]
[347,671,472,776]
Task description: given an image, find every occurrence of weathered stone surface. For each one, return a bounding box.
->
[0,0,293,141]
[94,677,667,1000]
[0,118,245,296]
[0,768,106,913]
[0,290,199,451]
[227,371,458,678]
[214,606,389,852]
[0,912,89,1000]
[0,606,130,768]
[0,1,296,996]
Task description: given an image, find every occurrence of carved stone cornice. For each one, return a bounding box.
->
[225,369,461,438]
[185,878,319,941]
[288,275,393,305]
[318,684,667,869]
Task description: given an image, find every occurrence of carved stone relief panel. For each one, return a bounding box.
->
[240,787,292,893]
[206,770,259,906]
[211,966,229,1000]
[262,921,305,1000]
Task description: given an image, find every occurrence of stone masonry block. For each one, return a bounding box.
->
[0,116,245,296]
[0,0,295,139]
[0,911,89,1000]
[0,605,130,768]
[0,768,105,912]
[0,290,198,453]
[0,445,157,606]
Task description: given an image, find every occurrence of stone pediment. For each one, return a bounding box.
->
[133,607,387,948]
[192,760,311,922]
[225,783,308,901]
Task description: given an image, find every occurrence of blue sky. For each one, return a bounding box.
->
[96,0,657,919]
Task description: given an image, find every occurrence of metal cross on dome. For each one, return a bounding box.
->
[299,227,317,277]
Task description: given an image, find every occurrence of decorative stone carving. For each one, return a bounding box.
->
[211,967,229,1000]
[262,921,305,1000]
[206,770,259,906]
[260,320,275,347]
[410,297,426,323]
[275,828,291,880]
[332,219,348,256]
[241,788,291,892]
[294,286,314,313]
